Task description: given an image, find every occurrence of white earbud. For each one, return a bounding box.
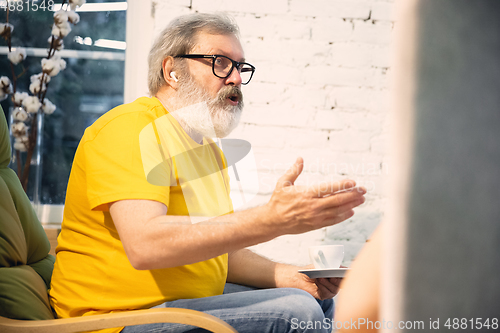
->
[170,72,179,82]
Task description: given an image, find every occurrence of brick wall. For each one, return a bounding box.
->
[153,0,395,266]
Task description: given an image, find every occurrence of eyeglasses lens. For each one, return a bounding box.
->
[213,56,253,84]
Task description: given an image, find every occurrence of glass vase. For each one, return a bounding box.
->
[9,107,44,212]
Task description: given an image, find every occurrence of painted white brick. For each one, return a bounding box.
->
[275,18,312,40]
[327,207,382,238]
[289,0,371,19]
[344,111,384,132]
[242,104,314,128]
[325,43,393,69]
[332,152,385,177]
[239,124,288,149]
[325,207,382,263]
[242,82,286,106]
[352,20,393,45]
[285,128,330,149]
[237,15,277,39]
[256,173,280,196]
[244,38,331,68]
[283,85,329,109]
[154,0,191,11]
[371,1,394,21]
[255,150,298,174]
[370,45,393,68]
[367,88,391,112]
[297,150,352,176]
[242,39,284,66]
[281,41,331,66]
[294,149,358,182]
[328,130,372,152]
[314,110,346,130]
[256,62,303,84]
[253,152,301,196]
[238,15,312,40]
[363,68,391,89]
[327,43,373,68]
[311,18,353,42]
[370,132,390,154]
[361,174,389,196]
[192,0,288,14]
[152,3,192,32]
[328,87,372,109]
[304,66,366,86]
[226,122,246,139]
[245,39,325,68]
[249,229,327,266]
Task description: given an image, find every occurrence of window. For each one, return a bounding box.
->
[1,0,127,207]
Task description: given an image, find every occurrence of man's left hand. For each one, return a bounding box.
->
[275,264,342,300]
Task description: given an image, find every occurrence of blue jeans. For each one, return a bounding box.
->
[121,283,334,333]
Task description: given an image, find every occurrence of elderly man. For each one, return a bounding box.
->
[49,13,366,333]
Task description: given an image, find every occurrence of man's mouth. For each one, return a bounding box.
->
[227,94,239,105]
[219,86,243,108]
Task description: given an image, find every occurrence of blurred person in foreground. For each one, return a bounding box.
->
[49,13,366,333]
[335,226,381,332]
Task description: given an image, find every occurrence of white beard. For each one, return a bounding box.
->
[170,74,244,139]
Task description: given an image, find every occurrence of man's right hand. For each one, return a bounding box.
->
[264,157,366,237]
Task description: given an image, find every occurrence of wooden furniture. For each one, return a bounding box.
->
[0,308,237,333]
[42,227,60,257]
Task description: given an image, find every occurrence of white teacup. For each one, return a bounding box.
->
[309,245,344,269]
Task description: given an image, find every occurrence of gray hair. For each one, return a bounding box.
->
[147,12,240,96]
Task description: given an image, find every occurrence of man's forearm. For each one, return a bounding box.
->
[227,249,315,293]
[227,249,321,298]
[112,200,280,270]
[227,249,280,288]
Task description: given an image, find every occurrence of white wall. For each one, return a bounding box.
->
[146,0,395,265]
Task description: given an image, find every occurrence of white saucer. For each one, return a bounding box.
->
[298,268,350,279]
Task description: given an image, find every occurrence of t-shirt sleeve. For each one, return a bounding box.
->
[84,112,171,211]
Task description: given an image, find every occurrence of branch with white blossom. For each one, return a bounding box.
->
[1,0,86,191]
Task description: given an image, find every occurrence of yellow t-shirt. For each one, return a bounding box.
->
[49,97,232,333]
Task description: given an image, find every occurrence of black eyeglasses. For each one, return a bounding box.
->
[174,54,256,85]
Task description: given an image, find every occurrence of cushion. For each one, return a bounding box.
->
[0,106,55,320]
[0,265,55,320]
[0,167,53,267]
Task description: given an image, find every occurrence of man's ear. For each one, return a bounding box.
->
[162,56,179,88]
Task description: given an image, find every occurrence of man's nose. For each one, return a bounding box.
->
[225,68,242,86]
